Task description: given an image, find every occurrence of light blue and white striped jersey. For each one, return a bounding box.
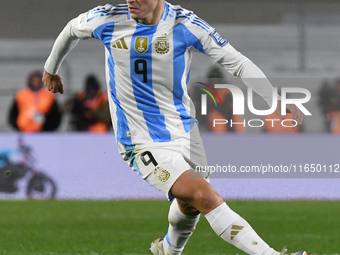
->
[46,2,274,153]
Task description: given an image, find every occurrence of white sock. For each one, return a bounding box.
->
[205,203,276,255]
[163,200,200,255]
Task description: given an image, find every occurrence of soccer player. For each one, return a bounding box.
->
[43,0,306,254]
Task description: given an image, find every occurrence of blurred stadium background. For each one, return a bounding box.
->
[0,1,340,254]
[1,0,340,132]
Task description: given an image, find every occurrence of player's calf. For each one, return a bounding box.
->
[150,199,201,255]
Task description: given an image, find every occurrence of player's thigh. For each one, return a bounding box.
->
[134,147,192,199]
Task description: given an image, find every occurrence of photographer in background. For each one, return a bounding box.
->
[63,74,111,132]
[8,70,62,132]
[318,79,340,133]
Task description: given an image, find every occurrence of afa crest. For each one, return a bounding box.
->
[155,36,169,54]
[135,37,148,54]
[154,167,170,183]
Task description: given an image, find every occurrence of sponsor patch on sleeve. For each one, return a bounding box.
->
[210,30,228,47]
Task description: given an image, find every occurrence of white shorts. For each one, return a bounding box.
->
[121,124,209,200]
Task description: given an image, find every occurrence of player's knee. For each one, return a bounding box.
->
[191,188,223,211]
[177,199,200,216]
[182,205,200,215]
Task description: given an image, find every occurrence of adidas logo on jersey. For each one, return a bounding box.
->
[112,38,128,50]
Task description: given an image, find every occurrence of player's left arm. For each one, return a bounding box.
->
[199,27,303,124]
[217,45,303,124]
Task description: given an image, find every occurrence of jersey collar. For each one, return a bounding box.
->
[127,1,169,22]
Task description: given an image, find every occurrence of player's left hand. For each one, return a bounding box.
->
[42,70,64,94]
[275,100,303,125]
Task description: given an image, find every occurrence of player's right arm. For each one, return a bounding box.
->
[42,71,64,94]
[43,5,111,93]
[43,18,82,94]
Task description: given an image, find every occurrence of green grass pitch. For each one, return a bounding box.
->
[0,200,339,255]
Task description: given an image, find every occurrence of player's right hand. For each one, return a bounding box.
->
[42,70,64,94]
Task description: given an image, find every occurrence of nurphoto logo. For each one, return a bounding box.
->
[198,83,312,129]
